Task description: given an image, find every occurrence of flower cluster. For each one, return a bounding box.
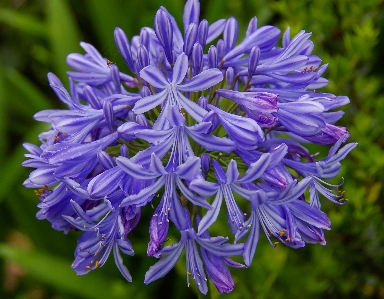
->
[23,0,356,294]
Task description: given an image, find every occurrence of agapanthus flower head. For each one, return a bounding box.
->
[23,0,356,294]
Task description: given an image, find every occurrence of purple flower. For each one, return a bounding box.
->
[144,205,243,294]
[22,0,355,294]
[134,52,223,123]
[190,154,271,234]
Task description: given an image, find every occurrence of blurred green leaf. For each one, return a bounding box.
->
[0,8,47,37]
[4,67,52,113]
[0,123,47,203]
[0,244,142,299]
[0,65,6,164]
[46,0,82,84]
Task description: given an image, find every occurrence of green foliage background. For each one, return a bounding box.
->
[0,0,383,298]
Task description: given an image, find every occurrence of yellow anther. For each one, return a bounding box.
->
[274,242,279,245]
[285,237,291,242]
[95,260,99,268]
[86,265,91,269]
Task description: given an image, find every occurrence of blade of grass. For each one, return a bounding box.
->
[0,8,47,37]
[4,67,52,112]
[0,65,6,165]
[0,122,48,203]
[0,244,141,299]
[46,0,82,84]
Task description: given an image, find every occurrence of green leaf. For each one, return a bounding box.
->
[46,0,82,84]
[0,65,6,163]
[4,67,52,112]
[0,244,142,299]
[0,123,48,203]
[0,8,47,37]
